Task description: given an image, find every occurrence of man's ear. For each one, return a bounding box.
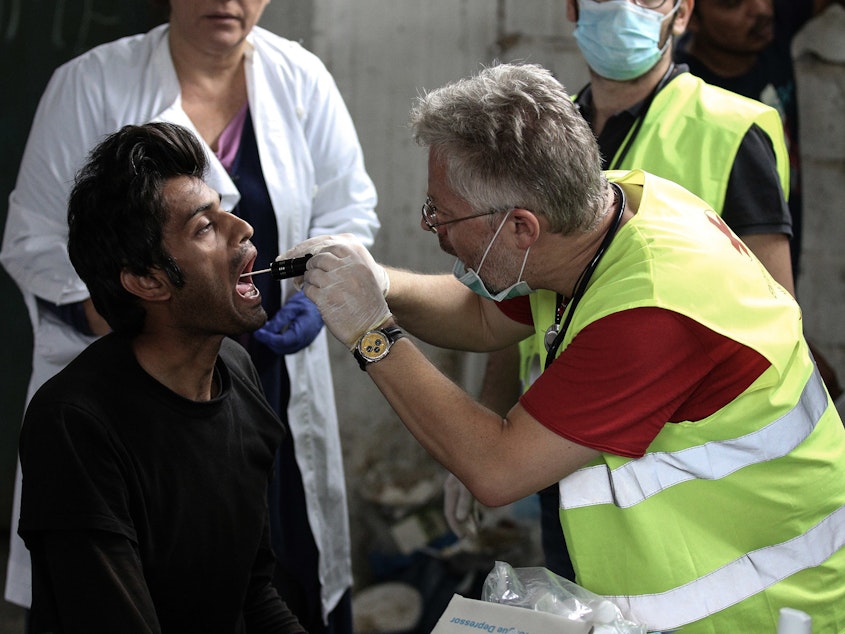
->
[567,0,578,24]
[674,0,695,36]
[510,208,541,249]
[120,268,172,302]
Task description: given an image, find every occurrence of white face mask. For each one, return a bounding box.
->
[452,210,533,302]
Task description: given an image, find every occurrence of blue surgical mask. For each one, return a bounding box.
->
[574,0,680,82]
[453,210,533,302]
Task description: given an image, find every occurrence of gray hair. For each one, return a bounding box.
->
[409,63,607,234]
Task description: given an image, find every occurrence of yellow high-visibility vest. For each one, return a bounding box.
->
[520,71,790,393]
[528,170,845,632]
[610,71,789,206]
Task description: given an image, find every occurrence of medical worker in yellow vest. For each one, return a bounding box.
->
[571,0,794,286]
[280,63,845,633]
[458,0,839,581]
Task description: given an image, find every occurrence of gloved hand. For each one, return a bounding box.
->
[253,291,324,355]
[443,473,478,539]
[278,234,390,298]
[297,238,392,349]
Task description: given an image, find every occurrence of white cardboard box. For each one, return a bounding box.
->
[431,594,592,634]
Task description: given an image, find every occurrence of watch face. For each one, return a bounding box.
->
[359,331,391,361]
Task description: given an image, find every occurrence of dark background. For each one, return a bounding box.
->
[0,0,167,531]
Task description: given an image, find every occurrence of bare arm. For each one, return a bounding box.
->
[719,124,793,295]
[385,266,533,351]
[740,233,795,297]
[292,236,595,501]
[478,345,523,417]
[364,324,599,507]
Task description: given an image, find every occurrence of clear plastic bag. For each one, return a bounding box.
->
[481,560,648,634]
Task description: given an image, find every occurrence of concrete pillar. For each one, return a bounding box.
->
[792,4,845,412]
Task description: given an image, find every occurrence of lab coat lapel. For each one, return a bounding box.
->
[155,104,242,212]
[243,36,303,252]
[148,26,241,215]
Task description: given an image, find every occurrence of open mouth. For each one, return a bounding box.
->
[237,256,261,299]
[238,280,260,299]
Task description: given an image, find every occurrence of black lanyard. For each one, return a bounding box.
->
[543,183,626,371]
[609,63,677,171]
[574,63,679,171]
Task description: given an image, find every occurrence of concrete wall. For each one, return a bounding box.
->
[792,5,845,389]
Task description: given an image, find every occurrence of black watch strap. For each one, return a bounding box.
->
[353,325,406,371]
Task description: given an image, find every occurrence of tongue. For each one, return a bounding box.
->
[237,280,255,297]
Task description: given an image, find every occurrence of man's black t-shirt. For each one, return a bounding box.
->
[18,335,304,633]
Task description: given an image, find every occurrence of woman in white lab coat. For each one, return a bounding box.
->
[0,1,379,631]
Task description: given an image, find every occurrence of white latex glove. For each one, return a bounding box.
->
[278,234,390,297]
[443,473,478,539]
[296,238,392,349]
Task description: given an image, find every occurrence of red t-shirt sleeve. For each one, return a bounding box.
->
[519,307,770,457]
[497,295,534,325]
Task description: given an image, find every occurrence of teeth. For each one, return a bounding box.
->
[245,285,259,298]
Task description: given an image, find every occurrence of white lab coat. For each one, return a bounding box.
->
[0,24,379,621]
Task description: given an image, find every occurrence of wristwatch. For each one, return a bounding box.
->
[353,325,406,371]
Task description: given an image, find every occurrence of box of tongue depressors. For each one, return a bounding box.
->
[431,594,592,634]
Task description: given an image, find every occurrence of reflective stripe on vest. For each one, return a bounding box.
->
[541,173,845,628]
[609,504,845,630]
[558,369,827,510]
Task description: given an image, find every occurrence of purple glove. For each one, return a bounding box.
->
[252,291,324,355]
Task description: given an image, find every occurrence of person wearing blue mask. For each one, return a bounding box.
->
[573,0,684,81]
[565,0,796,330]
[277,62,845,633]
[445,0,838,585]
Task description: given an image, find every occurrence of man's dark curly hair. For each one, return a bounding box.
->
[68,122,207,336]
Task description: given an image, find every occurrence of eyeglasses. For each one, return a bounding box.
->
[421,197,504,233]
[626,0,671,8]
